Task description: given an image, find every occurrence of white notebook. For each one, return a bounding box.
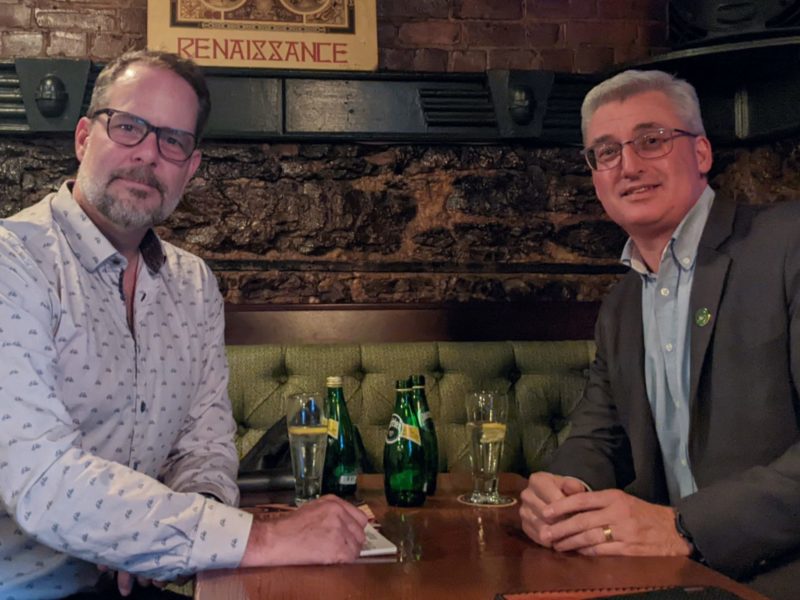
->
[360,523,398,557]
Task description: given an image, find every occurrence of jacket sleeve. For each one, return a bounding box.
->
[676,214,800,580]
[547,305,636,490]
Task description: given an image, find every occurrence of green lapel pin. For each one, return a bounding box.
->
[695,307,712,327]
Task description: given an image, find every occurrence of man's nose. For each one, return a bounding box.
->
[619,142,645,176]
[131,131,160,164]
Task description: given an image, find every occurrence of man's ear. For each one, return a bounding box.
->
[182,148,202,187]
[695,135,713,175]
[74,116,92,162]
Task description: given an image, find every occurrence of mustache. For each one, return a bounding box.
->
[109,167,165,194]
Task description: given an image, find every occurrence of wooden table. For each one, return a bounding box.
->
[195,473,766,600]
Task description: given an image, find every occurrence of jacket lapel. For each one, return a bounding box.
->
[689,199,735,403]
[616,275,649,419]
[615,273,669,501]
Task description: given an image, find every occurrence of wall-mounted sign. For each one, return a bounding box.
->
[147,0,377,71]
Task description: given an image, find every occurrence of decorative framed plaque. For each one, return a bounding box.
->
[147,0,377,71]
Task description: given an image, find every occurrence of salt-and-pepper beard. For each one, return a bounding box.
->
[76,164,177,230]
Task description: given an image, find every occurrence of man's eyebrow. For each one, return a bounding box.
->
[588,134,616,146]
[587,122,667,146]
[633,122,665,132]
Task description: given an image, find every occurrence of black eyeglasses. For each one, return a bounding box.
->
[582,127,699,171]
[90,108,197,163]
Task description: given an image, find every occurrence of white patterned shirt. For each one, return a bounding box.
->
[0,182,253,599]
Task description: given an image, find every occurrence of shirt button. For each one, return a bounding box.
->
[665,343,673,352]
[140,402,146,413]
[660,287,670,297]
[681,458,687,466]
[682,257,691,266]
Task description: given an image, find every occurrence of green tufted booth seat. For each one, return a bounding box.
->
[227,339,596,476]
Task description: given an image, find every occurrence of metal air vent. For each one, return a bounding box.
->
[540,74,593,144]
[418,85,496,128]
[0,63,27,133]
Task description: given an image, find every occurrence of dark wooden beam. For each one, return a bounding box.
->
[224,302,599,345]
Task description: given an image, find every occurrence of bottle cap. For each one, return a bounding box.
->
[411,374,425,387]
[326,376,343,387]
[395,378,411,390]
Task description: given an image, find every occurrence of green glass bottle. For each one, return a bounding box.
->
[383,378,426,507]
[322,376,358,497]
[411,374,438,496]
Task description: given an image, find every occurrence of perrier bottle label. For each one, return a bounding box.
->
[322,376,358,496]
[383,378,426,507]
[386,413,421,445]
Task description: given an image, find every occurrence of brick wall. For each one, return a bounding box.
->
[0,1,146,61]
[0,0,668,73]
[381,0,667,72]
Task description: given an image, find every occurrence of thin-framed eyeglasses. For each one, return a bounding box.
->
[582,127,699,171]
[90,108,197,163]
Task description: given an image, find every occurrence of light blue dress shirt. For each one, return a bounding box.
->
[620,186,715,503]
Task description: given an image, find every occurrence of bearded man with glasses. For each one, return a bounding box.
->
[520,69,800,600]
[0,51,367,600]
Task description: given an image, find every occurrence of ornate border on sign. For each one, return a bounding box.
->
[150,0,376,69]
[171,0,355,34]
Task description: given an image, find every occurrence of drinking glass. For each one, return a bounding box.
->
[286,392,328,505]
[461,390,513,506]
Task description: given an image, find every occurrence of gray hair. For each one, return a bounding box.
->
[581,69,705,143]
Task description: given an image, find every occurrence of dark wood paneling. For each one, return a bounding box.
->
[224,302,600,345]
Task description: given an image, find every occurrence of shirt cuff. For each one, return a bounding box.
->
[188,497,253,571]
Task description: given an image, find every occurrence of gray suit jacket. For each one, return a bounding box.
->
[549,196,800,594]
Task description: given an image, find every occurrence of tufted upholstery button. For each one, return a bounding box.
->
[276,374,288,384]
[432,370,444,380]
[549,415,567,432]
[507,369,521,383]
[353,370,364,381]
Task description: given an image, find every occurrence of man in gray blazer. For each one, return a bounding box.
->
[519,69,800,599]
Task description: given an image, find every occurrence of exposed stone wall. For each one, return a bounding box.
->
[0,1,667,72]
[6,2,788,306]
[2,136,798,304]
[0,1,671,305]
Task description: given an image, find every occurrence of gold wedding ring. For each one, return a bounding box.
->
[602,525,614,543]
